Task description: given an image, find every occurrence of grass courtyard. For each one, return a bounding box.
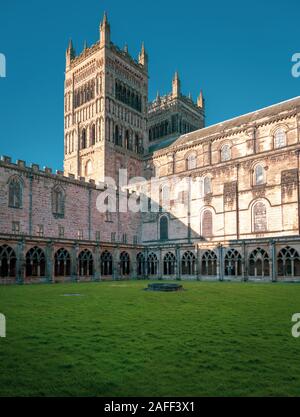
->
[0,280,300,397]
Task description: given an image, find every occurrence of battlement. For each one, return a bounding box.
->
[0,155,99,189]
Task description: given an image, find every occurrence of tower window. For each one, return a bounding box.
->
[8,177,23,209]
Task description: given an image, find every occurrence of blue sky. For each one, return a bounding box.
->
[0,0,299,171]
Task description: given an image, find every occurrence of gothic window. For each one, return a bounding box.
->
[202,210,213,238]
[201,250,217,276]
[221,144,231,162]
[254,165,265,186]
[277,247,300,278]
[120,252,130,276]
[101,251,113,276]
[54,249,71,277]
[78,249,93,277]
[181,251,196,275]
[81,128,87,149]
[8,176,23,208]
[274,128,286,149]
[186,153,197,170]
[147,253,158,275]
[26,247,46,277]
[163,252,176,275]
[224,249,242,277]
[253,202,267,233]
[85,160,93,177]
[204,177,212,195]
[249,248,270,277]
[137,253,146,277]
[52,186,65,218]
[0,245,16,278]
[160,216,169,241]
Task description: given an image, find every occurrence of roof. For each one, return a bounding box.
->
[148,135,181,153]
[167,96,300,150]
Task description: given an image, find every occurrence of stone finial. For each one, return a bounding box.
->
[197,90,204,108]
[172,71,181,98]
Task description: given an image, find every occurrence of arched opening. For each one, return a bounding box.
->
[160,216,169,241]
[274,128,286,149]
[54,249,71,277]
[52,186,65,217]
[0,245,16,278]
[221,144,231,162]
[181,251,196,275]
[78,249,93,277]
[249,248,270,278]
[137,253,146,277]
[277,247,300,278]
[147,253,158,276]
[91,124,96,145]
[101,251,113,276]
[224,249,242,277]
[26,247,46,277]
[81,128,87,149]
[163,252,176,275]
[201,251,217,276]
[120,252,130,276]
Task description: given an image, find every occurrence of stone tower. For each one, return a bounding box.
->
[64,13,149,184]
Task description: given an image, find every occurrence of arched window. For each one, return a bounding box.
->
[277,247,300,278]
[254,165,265,186]
[0,245,16,278]
[85,160,93,177]
[26,247,46,277]
[137,253,146,277]
[204,177,212,195]
[54,249,71,277]
[224,249,242,277]
[160,216,169,241]
[253,202,267,233]
[8,177,22,208]
[186,153,197,170]
[202,210,213,238]
[221,144,231,162]
[274,128,286,149]
[163,252,176,275]
[120,252,130,276]
[81,128,87,149]
[101,251,113,276]
[249,248,269,277]
[181,251,196,275]
[147,253,158,276]
[78,249,93,277]
[201,251,217,276]
[52,186,65,218]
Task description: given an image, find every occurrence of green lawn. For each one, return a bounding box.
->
[0,281,300,397]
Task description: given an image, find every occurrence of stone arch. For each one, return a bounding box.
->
[147,253,158,276]
[101,251,113,276]
[181,251,196,275]
[54,248,71,277]
[224,249,242,277]
[26,247,46,277]
[78,249,94,277]
[201,250,217,276]
[277,246,300,278]
[0,245,16,278]
[120,252,130,276]
[163,252,176,275]
[248,248,270,278]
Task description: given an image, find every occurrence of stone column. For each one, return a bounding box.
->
[159,248,163,280]
[71,244,79,283]
[113,246,120,281]
[176,245,181,281]
[218,244,223,281]
[270,240,277,282]
[94,245,101,282]
[242,241,247,282]
[46,242,54,284]
[196,245,201,281]
[16,239,25,285]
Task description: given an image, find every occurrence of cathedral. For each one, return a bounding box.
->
[1,13,300,284]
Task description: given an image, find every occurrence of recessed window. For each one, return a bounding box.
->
[37,225,44,237]
[204,177,212,195]
[186,153,197,170]
[254,165,265,186]
[12,221,20,234]
[221,145,231,162]
[8,177,23,209]
[274,128,286,149]
[52,186,65,218]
